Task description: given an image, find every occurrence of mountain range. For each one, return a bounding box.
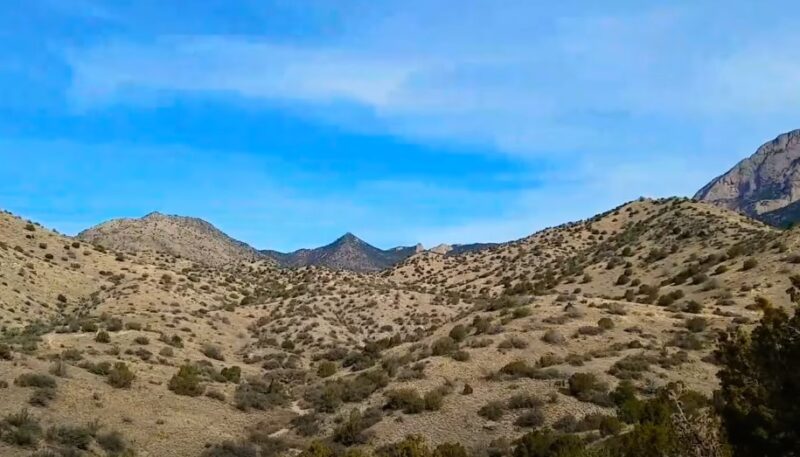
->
[77,213,497,272]
[74,128,800,274]
[260,233,424,272]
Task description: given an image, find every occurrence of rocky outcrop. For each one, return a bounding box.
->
[695,129,800,226]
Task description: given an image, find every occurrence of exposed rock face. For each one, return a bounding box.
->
[430,244,453,255]
[428,242,500,256]
[77,212,263,267]
[262,233,421,273]
[695,129,800,226]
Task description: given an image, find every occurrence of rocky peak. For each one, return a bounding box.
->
[695,129,800,226]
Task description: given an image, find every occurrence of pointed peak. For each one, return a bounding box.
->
[336,232,361,243]
[142,211,166,220]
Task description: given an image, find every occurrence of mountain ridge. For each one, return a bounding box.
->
[695,128,800,226]
[261,232,424,272]
[77,214,494,272]
[76,211,264,267]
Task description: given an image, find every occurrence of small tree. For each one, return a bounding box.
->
[715,306,800,457]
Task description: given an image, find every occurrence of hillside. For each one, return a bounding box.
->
[77,212,265,267]
[3,198,797,456]
[2,209,473,456]
[263,233,424,273]
[695,128,800,226]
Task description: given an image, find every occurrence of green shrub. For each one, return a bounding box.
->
[297,441,335,457]
[597,317,615,330]
[234,378,289,411]
[221,366,241,383]
[202,344,225,361]
[431,337,458,356]
[508,393,543,410]
[515,409,545,428]
[96,430,129,454]
[448,325,468,343]
[568,373,610,405]
[499,361,537,379]
[609,354,652,380]
[598,415,623,436]
[201,441,259,457]
[1,409,42,446]
[478,401,505,421]
[684,300,703,314]
[716,306,800,456]
[46,424,93,450]
[498,336,528,350]
[291,413,321,437]
[433,443,468,457]
[105,318,123,332]
[424,389,444,411]
[332,408,382,446]
[385,389,425,414]
[107,362,134,388]
[28,387,56,407]
[542,329,566,345]
[376,435,431,457]
[79,361,111,376]
[14,373,56,389]
[317,361,337,378]
[168,365,204,397]
[95,331,110,343]
[742,258,758,270]
[686,317,707,333]
[512,430,586,457]
[0,343,12,360]
[49,360,68,378]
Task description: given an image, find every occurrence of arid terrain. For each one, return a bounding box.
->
[2,192,797,456]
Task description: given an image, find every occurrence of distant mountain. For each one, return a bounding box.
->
[695,129,800,227]
[79,213,491,272]
[77,212,263,267]
[262,233,424,272]
[429,242,501,256]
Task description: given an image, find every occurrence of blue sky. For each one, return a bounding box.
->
[1,0,799,251]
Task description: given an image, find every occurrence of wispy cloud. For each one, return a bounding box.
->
[64,3,800,159]
[22,0,799,248]
[67,38,419,109]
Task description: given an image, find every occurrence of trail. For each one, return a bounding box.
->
[268,400,309,438]
[44,330,135,349]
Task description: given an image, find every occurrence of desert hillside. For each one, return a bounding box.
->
[77,212,265,267]
[2,197,797,456]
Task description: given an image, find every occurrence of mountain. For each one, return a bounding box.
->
[262,232,424,272]
[695,128,800,226]
[429,242,500,255]
[2,195,796,457]
[77,211,264,267]
[3,198,792,456]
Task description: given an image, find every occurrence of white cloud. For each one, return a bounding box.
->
[53,1,800,249]
[67,38,421,110]
[64,3,800,161]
